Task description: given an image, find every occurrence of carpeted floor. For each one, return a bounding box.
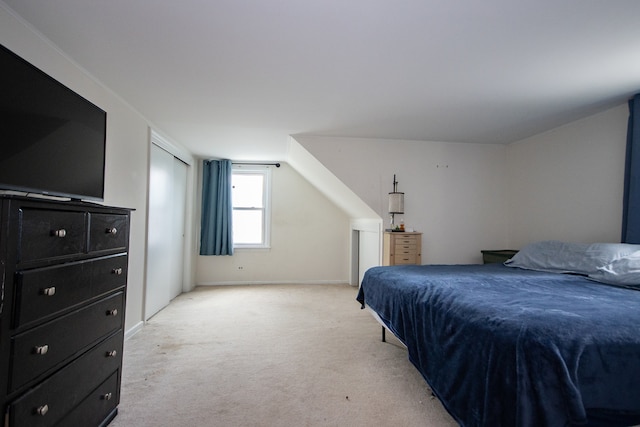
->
[109,284,458,427]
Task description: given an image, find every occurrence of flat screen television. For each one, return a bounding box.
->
[0,44,106,202]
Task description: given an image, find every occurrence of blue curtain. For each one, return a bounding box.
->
[200,159,234,255]
[622,94,640,244]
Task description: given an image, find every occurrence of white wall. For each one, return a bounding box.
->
[0,6,194,335]
[3,0,630,320]
[287,138,381,283]
[296,136,509,264]
[195,162,351,285]
[298,104,630,263]
[506,104,628,247]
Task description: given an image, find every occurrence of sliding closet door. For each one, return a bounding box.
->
[145,144,187,320]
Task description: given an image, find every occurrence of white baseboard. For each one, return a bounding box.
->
[195,279,349,286]
[124,321,144,340]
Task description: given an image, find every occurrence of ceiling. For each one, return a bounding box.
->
[3,0,640,159]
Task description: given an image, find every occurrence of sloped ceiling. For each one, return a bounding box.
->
[2,0,640,160]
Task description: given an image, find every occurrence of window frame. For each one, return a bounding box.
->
[231,165,271,249]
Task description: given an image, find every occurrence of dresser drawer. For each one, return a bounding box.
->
[18,209,86,264]
[394,236,418,245]
[10,292,124,391]
[8,333,122,427]
[394,254,418,265]
[89,213,129,253]
[55,372,119,427]
[14,255,128,328]
[394,243,417,252]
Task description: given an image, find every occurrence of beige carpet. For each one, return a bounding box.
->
[109,284,458,427]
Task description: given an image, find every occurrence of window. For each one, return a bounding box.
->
[232,166,271,248]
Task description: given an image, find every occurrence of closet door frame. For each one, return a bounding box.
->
[144,130,194,320]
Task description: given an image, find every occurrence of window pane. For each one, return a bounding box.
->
[232,174,264,208]
[233,210,263,244]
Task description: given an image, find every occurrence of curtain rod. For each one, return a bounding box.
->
[232,162,281,168]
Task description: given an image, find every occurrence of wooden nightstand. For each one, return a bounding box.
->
[383,232,422,266]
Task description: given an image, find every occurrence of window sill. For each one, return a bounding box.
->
[233,245,271,251]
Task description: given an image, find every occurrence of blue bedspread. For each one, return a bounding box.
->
[357,264,640,427]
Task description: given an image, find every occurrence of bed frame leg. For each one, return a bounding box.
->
[382,326,386,342]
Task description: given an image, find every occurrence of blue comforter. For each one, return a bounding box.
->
[357,264,640,427]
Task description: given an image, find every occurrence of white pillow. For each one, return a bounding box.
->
[504,240,640,275]
[588,251,640,287]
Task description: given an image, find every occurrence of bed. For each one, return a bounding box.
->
[357,241,640,427]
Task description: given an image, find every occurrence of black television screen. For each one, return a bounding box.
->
[0,44,106,201]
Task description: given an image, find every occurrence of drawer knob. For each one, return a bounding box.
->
[102,392,113,401]
[106,309,118,316]
[106,350,118,358]
[52,229,66,238]
[41,287,56,296]
[106,227,118,235]
[36,404,49,416]
[112,267,123,275]
[34,345,49,355]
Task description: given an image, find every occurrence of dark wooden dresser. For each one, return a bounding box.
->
[0,196,131,427]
